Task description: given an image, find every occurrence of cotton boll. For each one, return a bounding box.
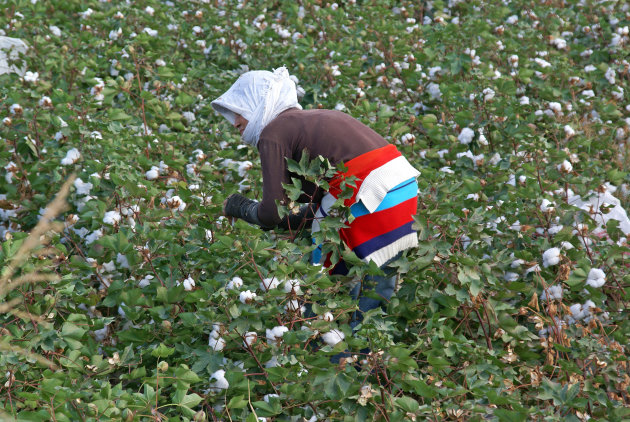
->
[548,220,563,235]
[542,248,561,267]
[260,277,280,290]
[582,300,596,318]
[548,102,562,113]
[243,332,257,347]
[73,178,93,195]
[550,37,567,50]
[237,161,253,177]
[209,370,229,391]
[321,329,345,347]
[93,326,109,342]
[426,82,442,100]
[612,87,624,101]
[208,334,226,351]
[266,326,288,343]
[540,199,555,212]
[458,127,474,145]
[541,285,563,301]
[84,229,102,245]
[400,133,416,144]
[186,163,197,176]
[321,311,334,322]
[564,125,576,138]
[49,25,61,36]
[182,276,196,291]
[557,160,573,173]
[138,274,154,288]
[61,148,81,165]
[143,27,158,37]
[283,279,302,295]
[263,394,279,403]
[165,196,186,212]
[504,272,519,282]
[285,299,303,313]
[569,303,584,320]
[103,210,121,225]
[121,205,140,217]
[239,290,256,304]
[24,71,39,83]
[605,68,616,84]
[145,166,159,180]
[100,260,116,273]
[265,356,279,368]
[39,96,52,108]
[227,276,243,290]
[9,104,22,115]
[586,268,606,288]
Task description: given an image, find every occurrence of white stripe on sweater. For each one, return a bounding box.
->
[363,232,418,267]
[356,156,420,213]
[311,193,337,234]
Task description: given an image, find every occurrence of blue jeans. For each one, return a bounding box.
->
[348,263,398,330]
[310,253,400,364]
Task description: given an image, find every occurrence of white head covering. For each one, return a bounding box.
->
[211,66,302,147]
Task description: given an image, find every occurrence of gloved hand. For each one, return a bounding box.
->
[222,193,267,228]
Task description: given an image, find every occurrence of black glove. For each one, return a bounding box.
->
[278,203,317,231]
[223,193,269,228]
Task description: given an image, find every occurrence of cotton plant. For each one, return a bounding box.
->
[3,0,630,418]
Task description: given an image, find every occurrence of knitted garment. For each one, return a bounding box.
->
[312,144,420,270]
[211,67,302,147]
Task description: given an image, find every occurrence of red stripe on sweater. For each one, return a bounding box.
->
[328,144,401,200]
[340,197,418,249]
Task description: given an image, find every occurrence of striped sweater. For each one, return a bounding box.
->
[311,144,420,272]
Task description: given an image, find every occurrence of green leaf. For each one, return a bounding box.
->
[180,393,203,408]
[227,395,248,409]
[151,343,175,358]
[395,396,419,413]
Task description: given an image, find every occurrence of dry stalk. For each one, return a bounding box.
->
[0,175,75,371]
[0,341,57,369]
[0,174,74,286]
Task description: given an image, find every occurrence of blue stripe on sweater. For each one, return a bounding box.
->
[349,178,418,219]
[353,221,415,259]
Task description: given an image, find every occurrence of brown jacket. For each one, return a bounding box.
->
[256,108,389,227]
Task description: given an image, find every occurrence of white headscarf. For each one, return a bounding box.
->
[211,66,302,147]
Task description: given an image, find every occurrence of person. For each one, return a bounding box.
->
[211,66,420,334]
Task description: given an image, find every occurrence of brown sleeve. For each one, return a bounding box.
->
[256,137,291,227]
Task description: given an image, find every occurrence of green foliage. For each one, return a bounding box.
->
[1,0,629,420]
